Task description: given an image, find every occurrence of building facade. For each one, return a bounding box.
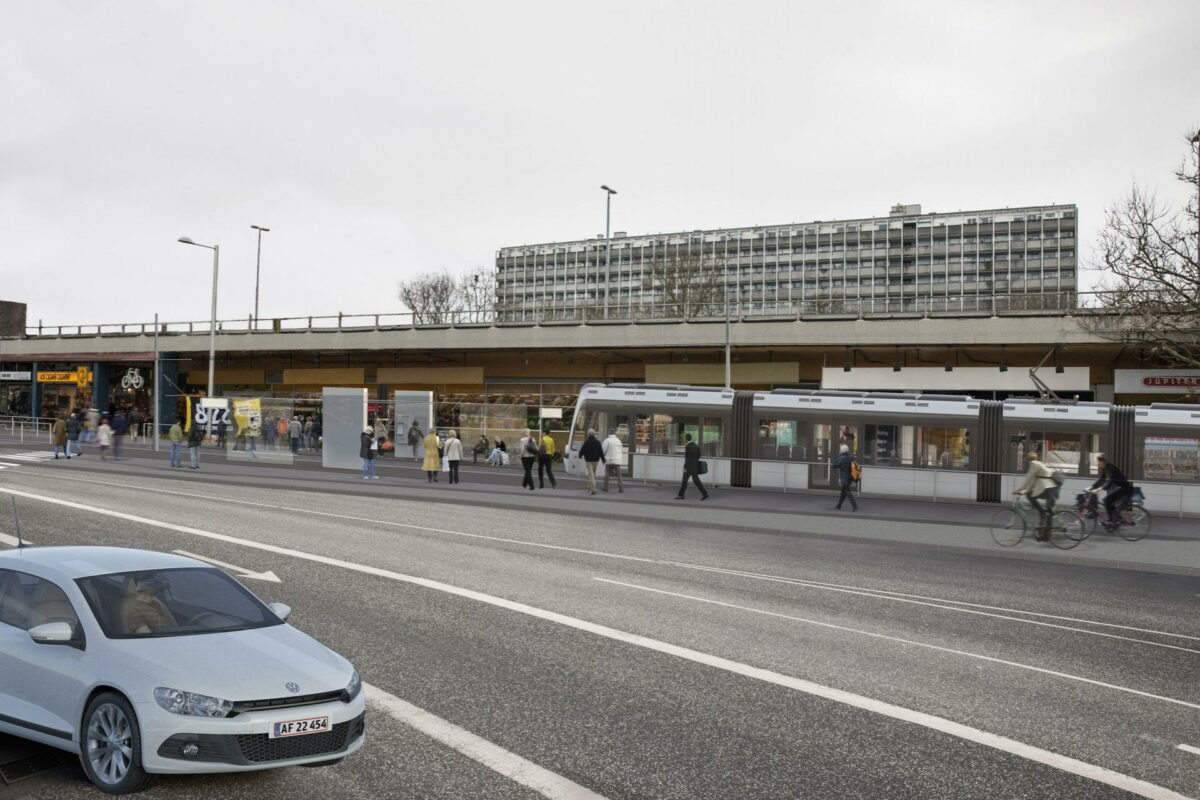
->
[495,203,1077,318]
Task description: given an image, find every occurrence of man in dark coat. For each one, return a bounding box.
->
[675,432,708,501]
[66,412,82,457]
[833,444,858,511]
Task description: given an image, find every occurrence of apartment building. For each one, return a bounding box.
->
[494,203,1078,317]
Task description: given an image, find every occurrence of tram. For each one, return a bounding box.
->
[562,383,1200,512]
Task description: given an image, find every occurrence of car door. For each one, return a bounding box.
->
[0,569,88,746]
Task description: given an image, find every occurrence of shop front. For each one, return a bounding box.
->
[1,369,32,416]
[34,364,94,418]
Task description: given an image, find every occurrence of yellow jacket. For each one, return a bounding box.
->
[421,432,442,472]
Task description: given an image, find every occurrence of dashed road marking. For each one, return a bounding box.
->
[1178,744,1200,757]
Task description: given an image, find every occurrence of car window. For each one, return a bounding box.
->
[76,567,282,638]
[0,568,82,634]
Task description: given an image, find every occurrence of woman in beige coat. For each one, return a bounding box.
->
[52,416,69,459]
[422,430,442,482]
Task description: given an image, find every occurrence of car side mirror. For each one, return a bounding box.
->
[268,602,291,622]
[29,621,77,647]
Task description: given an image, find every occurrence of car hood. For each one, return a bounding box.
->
[105,623,353,703]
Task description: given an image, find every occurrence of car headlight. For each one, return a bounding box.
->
[344,669,362,702]
[154,687,234,718]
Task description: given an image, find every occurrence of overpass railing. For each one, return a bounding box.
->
[17,291,1114,339]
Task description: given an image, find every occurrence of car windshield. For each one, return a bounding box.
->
[76,567,282,638]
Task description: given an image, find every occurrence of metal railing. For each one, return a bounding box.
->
[15,291,1117,339]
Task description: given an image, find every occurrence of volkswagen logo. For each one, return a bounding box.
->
[285,682,301,694]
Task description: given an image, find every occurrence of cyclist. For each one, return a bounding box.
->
[1013,451,1057,540]
[1088,453,1133,526]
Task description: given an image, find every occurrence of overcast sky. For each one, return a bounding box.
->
[2,0,1197,329]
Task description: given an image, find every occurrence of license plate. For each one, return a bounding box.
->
[270,715,331,739]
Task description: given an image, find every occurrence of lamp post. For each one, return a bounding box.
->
[177,237,220,403]
[251,225,270,326]
[600,185,617,317]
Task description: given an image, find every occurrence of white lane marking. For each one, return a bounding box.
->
[1,452,57,461]
[10,471,1200,648]
[364,682,608,800]
[594,578,1200,713]
[0,532,33,547]
[172,549,281,582]
[673,565,1200,655]
[0,462,19,469]
[1179,744,1200,756]
[0,487,1192,800]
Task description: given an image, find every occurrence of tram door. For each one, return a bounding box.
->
[811,423,862,489]
[612,413,636,477]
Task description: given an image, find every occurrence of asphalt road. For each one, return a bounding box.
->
[0,459,1198,799]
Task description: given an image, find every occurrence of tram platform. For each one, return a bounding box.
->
[1,436,1197,578]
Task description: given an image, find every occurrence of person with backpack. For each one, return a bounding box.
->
[407,421,423,461]
[360,425,379,480]
[168,417,184,468]
[833,444,859,511]
[1014,451,1059,540]
[519,429,540,490]
[675,432,708,501]
[186,419,205,470]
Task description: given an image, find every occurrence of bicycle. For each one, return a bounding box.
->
[990,495,1083,549]
[1074,490,1152,542]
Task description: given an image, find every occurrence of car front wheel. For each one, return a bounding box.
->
[80,692,153,794]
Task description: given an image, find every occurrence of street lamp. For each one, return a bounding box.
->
[177,237,220,403]
[600,185,617,317]
[251,225,270,325]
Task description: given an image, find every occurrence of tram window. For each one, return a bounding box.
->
[674,416,702,453]
[864,424,912,466]
[1141,436,1200,482]
[757,419,802,459]
[702,416,725,457]
[916,426,970,469]
[651,414,675,454]
[1005,431,1099,475]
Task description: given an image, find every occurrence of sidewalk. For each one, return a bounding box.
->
[2,438,1197,577]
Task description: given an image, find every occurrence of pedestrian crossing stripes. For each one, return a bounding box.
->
[1,452,61,463]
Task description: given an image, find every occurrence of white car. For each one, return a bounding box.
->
[0,546,365,794]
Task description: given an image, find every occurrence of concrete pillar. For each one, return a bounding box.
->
[92,362,110,414]
[29,361,40,418]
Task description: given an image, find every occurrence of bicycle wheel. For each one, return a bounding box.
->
[1048,510,1084,549]
[990,508,1026,547]
[1120,507,1152,542]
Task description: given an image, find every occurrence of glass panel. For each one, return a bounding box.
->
[224,396,297,465]
[651,413,675,454]
[1142,436,1200,482]
[917,426,971,469]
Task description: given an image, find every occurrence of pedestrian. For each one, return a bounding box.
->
[443,429,463,484]
[408,421,423,461]
[276,416,289,450]
[128,407,143,443]
[360,426,379,480]
[288,415,302,455]
[304,416,314,450]
[216,417,227,448]
[579,428,605,495]
[472,435,489,464]
[311,417,322,452]
[675,432,709,501]
[51,415,69,459]
[602,429,624,493]
[97,417,113,460]
[538,429,558,489]
[85,408,100,443]
[832,444,858,511]
[168,417,184,468]
[374,417,388,451]
[487,437,507,465]
[186,420,204,469]
[112,409,128,460]
[519,429,539,490]
[421,428,441,482]
[66,412,83,457]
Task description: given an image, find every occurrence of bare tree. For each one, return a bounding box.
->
[641,250,727,319]
[398,271,460,325]
[457,267,496,323]
[1087,128,1200,367]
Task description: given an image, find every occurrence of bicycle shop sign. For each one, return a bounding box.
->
[1115,369,1200,394]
